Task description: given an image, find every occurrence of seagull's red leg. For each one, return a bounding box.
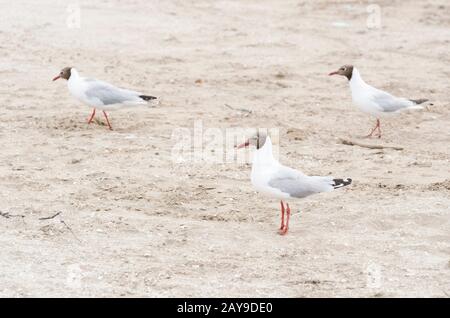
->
[376,119,381,138]
[102,111,113,130]
[87,108,96,124]
[279,200,285,230]
[279,203,291,235]
[366,119,379,138]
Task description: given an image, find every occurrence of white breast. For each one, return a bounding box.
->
[349,68,383,116]
[250,138,290,199]
[67,70,92,106]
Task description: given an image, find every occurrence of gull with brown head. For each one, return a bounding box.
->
[329,64,428,138]
[237,131,352,235]
[53,67,157,130]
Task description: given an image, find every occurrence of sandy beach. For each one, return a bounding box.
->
[0,0,449,297]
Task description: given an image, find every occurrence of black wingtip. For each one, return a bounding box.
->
[333,178,352,189]
[139,95,157,101]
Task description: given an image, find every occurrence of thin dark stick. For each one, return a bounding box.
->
[1,211,25,219]
[60,220,82,243]
[224,103,252,114]
[38,211,62,221]
[0,212,10,218]
[338,138,404,151]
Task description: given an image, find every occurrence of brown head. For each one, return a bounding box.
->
[52,67,72,81]
[236,131,268,150]
[329,65,354,81]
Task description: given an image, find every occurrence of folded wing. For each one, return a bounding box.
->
[268,166,336,198]
[369,87,419,113]
[84,80,146,106]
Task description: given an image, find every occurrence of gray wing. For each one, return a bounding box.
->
[268,166,333,198]
[85,80,141,105]
[369,87,414,113]
[269,178,320,198]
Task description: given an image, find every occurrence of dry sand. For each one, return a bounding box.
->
[0,0,449,297]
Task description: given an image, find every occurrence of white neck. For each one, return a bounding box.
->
[349,67,372,97]
[252,136,276,166]
[250,136,280,188]
[67,69,82,88]
[349,67,367,87]
[70,68,80,79]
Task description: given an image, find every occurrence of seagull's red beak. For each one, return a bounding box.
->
[52,75,61,81]
[328,71,338,76]
[236,140,250,149]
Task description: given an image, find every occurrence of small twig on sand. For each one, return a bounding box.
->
[38,211,81,243]
[0,212,10,218]
[60,220,82,243]
[0,211,25,219]
[38,211,62,221]
[224,103,252,114]
[198,185,216,190]
[338,138,404,151]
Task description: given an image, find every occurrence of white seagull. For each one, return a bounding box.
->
[329,65,428,138]
[53,67,157,130]
[237,132,352,235]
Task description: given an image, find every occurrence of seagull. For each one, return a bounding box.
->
[329,65,428,138]
[237,132,352,235]
[53,67,157,130]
